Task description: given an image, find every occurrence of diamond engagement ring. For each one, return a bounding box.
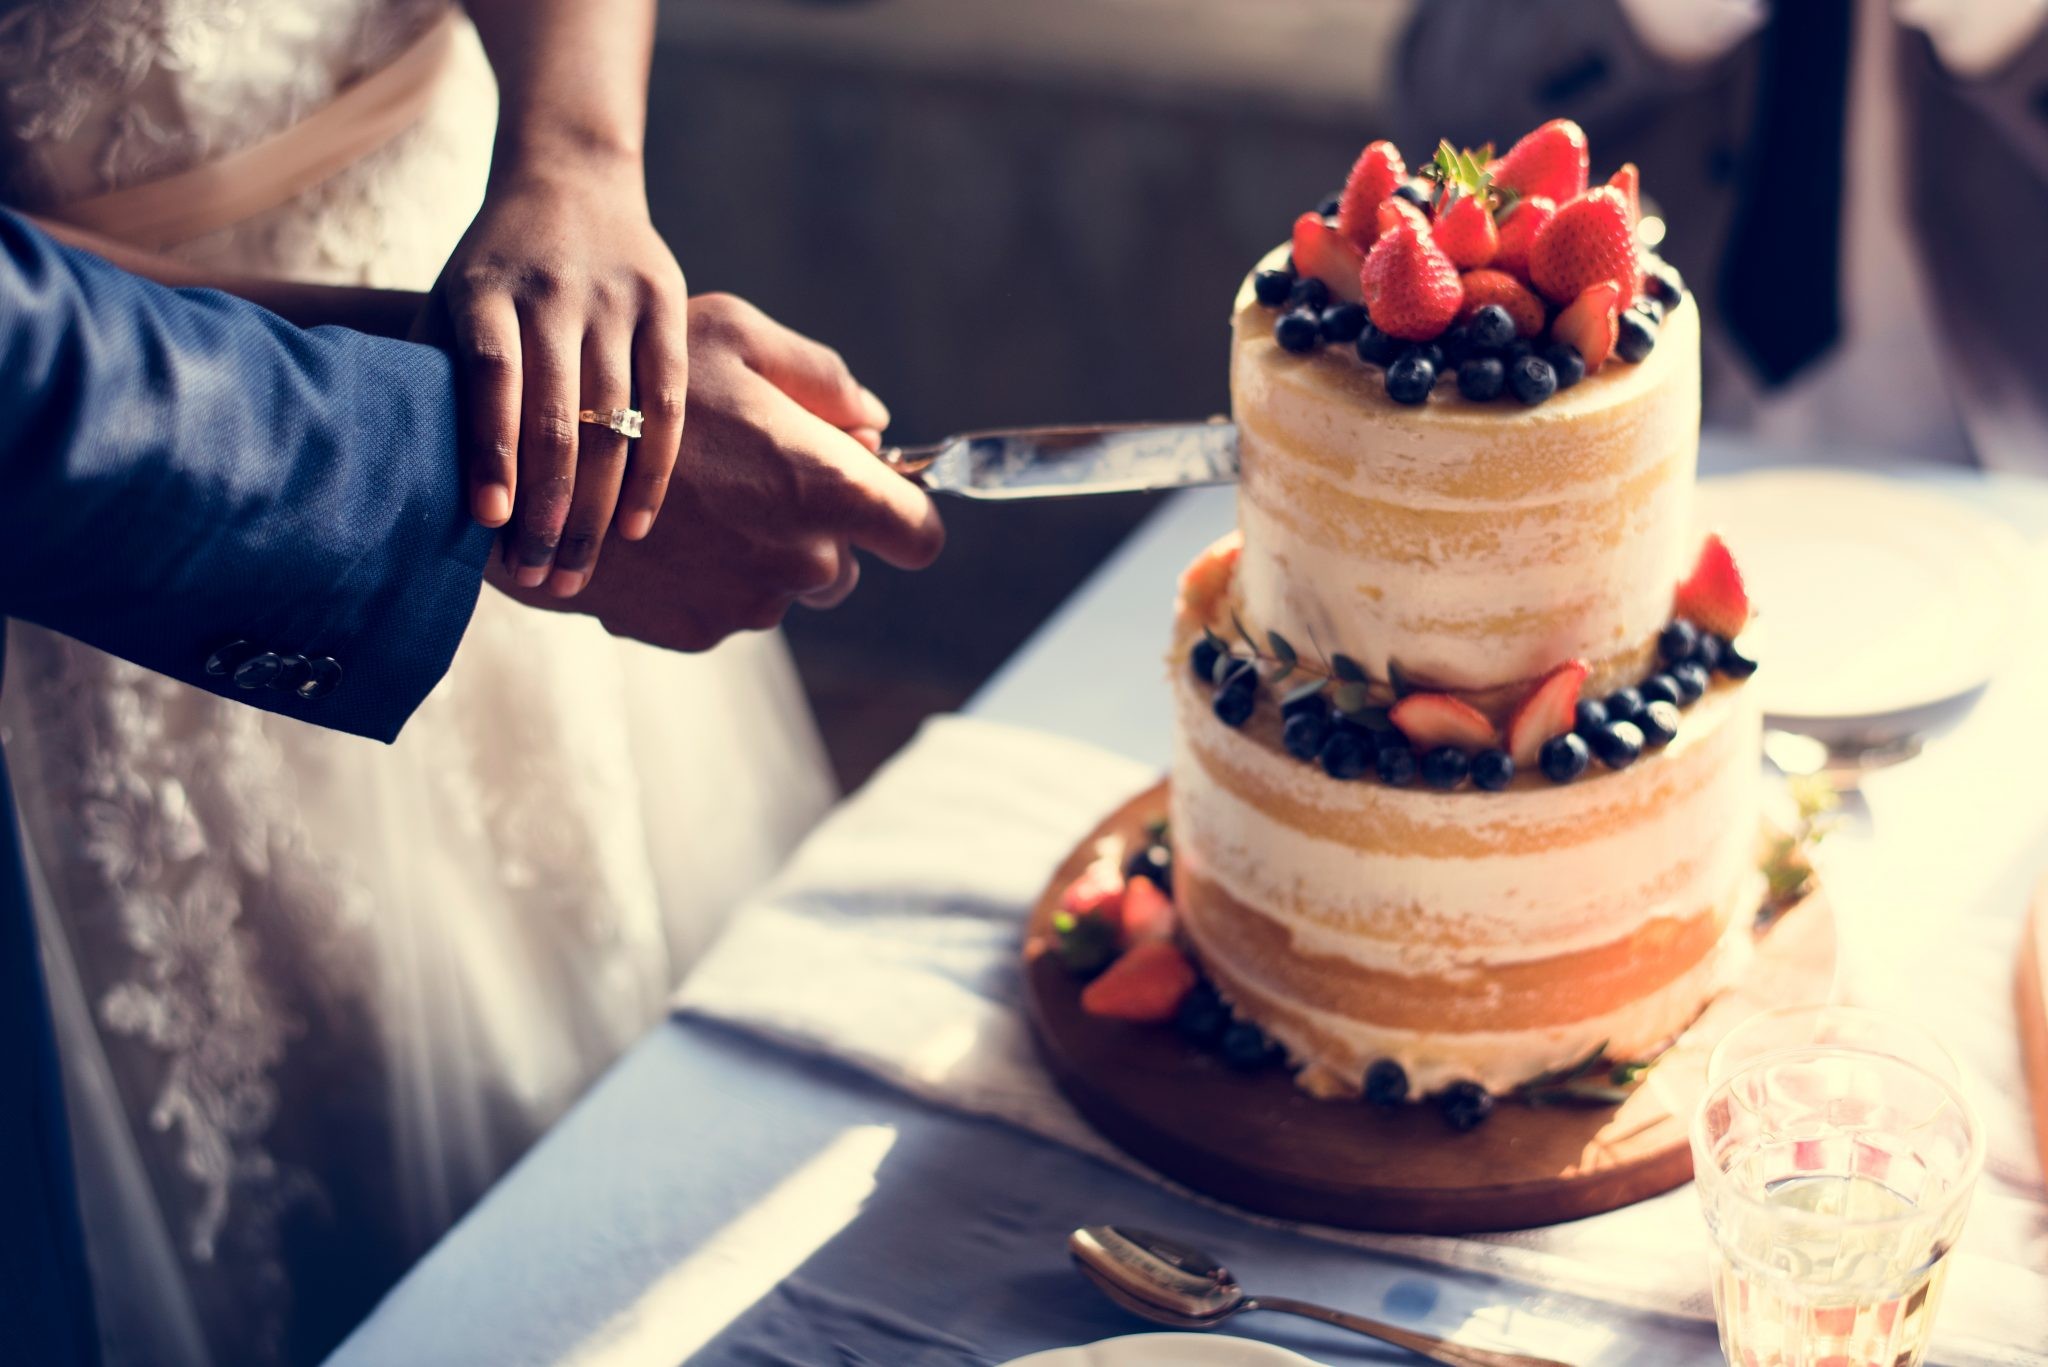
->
[578,407,644,439]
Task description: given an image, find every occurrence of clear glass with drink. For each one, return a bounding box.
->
[1690,1006,1983,1367]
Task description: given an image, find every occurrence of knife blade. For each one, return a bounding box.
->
[880,418,1239,500]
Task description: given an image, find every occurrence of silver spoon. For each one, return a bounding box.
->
[1069,1226,1575,1367]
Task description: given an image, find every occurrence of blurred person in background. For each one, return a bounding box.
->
[0,2,860,1362]
[1394,0,2048,471]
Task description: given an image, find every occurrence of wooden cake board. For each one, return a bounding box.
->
[1022,779,1838,1235]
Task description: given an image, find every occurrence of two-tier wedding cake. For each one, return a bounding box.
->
[1148,123,1761,1118]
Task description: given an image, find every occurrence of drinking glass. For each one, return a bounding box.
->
[1690,1006,1983,1367]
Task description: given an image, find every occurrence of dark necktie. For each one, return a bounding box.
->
[1719,0,1858,387]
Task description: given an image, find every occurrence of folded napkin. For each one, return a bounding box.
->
[676,715,2048,1366]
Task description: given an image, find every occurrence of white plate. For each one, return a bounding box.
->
[1695,468,2027,729]
[999,1332,1323,1367]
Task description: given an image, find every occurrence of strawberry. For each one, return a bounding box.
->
[1336,140,1406,252]
[1389,693,1497,752]
[1176,531,1241,625]
[1361,220,1461,341]
[1080,938,1197,1023]
[1529,186,1637,306]
[1457,269,1546,337]
[1608,162,1641,232]
[1376,195,1428,239]
[1505,660,1589,768]
[1434,194,1497,269]
[1492,119,1589,205]
[1291,211,1366,305]
[1492,195,1553,280]
[1119,875,1178,946]
[1674,533,1751,638]
[1553,281,1622,371]
[1060,857,1126,926]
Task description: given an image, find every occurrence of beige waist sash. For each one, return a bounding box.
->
[45,7,461,250]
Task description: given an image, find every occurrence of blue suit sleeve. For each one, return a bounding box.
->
[0,210,496,743]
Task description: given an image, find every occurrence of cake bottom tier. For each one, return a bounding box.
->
[1168,644,1764,1099]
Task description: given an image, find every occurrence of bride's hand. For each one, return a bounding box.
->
[425,163,712,597]
[486,293,942,648]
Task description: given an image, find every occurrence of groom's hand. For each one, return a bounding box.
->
[486,293,943,651]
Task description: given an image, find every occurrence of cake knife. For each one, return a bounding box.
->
[880,418,1239,500]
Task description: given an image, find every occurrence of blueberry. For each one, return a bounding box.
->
[1637,699,1681,747]
[1354,323,1402,366]
[1504,336,1537,361]
[1439,1080,1494,1132]
[1436,321,1477,366]
[1644,258,1685,306]
[1222,1021,1278,1072]
[1639,674,1681,708]
[1393,182,1430,208]
[1634,296,1667,325]
[1282,688,1330,719]
[1213,678,1256,727]
[1544,342,1587,389]
[1539,732,1591,783]
[1469,304,1517,350]
[1125,841,1173,890]
[1412,342,1447,372]
[1509,354,1558,405]
[1275,308,1322,354]
[1472,748,1516,791]
[1456,356,1506,402]
[1591,720,1645,769]
[1375,743,1419,787]
[1189,638,1221,683]
[1616,311,1658,364]
[1316,191,1342,217]
[1283,709,1330,761]
[1659,619,1700,665]
[1420,746,1470,790]
[1363,1058,1409,1107]
[1671,661,1709,703]
[1319,302,1367,344]
[1252,268,1295,307]
[1319,726,1372,780]
[1693,633,1724,672]
[1718,638,1759,679]
[1604,686,1645,725]
[1289,276,1331,310]
[1175,981,1229,1047]
[1385,353,1437,406]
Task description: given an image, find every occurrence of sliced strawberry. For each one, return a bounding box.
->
[1361,220,1461,341]
[1457,269,1546,337]
[1290,212,1366,305]
[1060,856,1126,927]
[1376,195,1428,239]
[1675,533,1751,638]
[1554,281,1622,371]
[1176,531,1242,626]
[1335,140,1406,252]
[1080,938,1198,1023]
[1529,186,1637,306]
[1120,876,1178,946]
[1608,162,1641,232]
[1505,660,1589,768]
[1492,119,1589,205]
[1389,693,1497,752]
[1433,194,1498,270]
[1493,195,1554,280]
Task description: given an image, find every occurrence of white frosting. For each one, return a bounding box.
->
[1189,887,1761,1096]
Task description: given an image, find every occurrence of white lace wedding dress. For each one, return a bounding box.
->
[0,4,836,1364]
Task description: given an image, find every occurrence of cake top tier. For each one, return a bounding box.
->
[1249,121,1686,410]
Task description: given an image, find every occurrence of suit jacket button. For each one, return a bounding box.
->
[205,640,257,677]
[232,652,283,690]
[270,655,312,693]
[296,657,343,700]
